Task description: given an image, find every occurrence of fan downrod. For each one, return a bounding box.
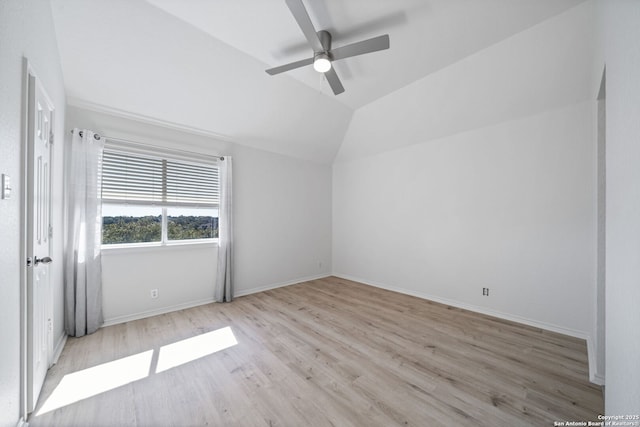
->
[317,30,332,53]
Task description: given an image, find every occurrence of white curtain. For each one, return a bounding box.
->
[64,129,104,337]
[215,156,233,302]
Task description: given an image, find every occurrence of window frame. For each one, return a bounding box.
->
[100,142,220,249]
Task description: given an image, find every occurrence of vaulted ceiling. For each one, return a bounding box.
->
[51,0,588,164]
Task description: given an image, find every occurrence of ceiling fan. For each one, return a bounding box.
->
[265,0,390,95]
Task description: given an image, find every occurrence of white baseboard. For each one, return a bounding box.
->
[587,336,606,386]
[333,273,603,385]
[101,274,331,327]
[334,273,588,338]
[51,333,67,365]
[234,274,332,298]
[591,374,605,386]
[102,297,215,327]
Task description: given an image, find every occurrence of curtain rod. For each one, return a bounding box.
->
[70,129,224,160]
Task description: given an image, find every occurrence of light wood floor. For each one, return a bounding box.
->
[31,277,603,426]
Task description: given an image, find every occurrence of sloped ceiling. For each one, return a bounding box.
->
[50,0,588,164]
[336,0,596,162]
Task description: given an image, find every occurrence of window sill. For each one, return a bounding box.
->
[101,239,218,255]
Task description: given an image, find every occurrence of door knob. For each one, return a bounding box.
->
[34,256,52,266]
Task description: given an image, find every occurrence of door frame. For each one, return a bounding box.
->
[594,68,606,385]
[20,57,55,422]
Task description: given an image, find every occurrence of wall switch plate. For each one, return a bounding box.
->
[1,174,11,199]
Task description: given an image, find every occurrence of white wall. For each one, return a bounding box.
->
[66,106,333,324]
[101,245,217,324]
[334,102,596,337]
[599,0,640,415]
[332,0,600,380]
[0,0,66,425]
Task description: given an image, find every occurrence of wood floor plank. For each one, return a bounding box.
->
[30,277,603,426]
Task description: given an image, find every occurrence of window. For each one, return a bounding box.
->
[102,204,162,244]
[101,148,219,245]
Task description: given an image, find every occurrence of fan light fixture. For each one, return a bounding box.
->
[313,53,331,73]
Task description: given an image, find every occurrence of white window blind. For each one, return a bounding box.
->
[102,149,219,208]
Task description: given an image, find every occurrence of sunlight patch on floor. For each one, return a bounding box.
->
[156,326,238,373]
[36,350,153,415]
[35,326,238,416]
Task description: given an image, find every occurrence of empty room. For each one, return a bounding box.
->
[1,0,639,426]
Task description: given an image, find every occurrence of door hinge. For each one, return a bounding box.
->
[49,224,53,238]
[50,131,54,145]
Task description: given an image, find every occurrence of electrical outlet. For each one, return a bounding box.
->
[150,289,159,299]
[482,287,490,296]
